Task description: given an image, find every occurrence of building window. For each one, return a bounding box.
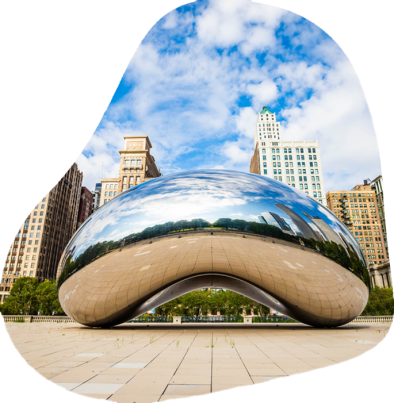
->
[105,191,108,196]
[106,184,109,189]
[114,191,117,196]
[264,169,267,175]
[109,192,113,196]
[122,184,126,189]
[300,184,303,189]
[136,177,140,183]
[104,199,107,204]
[114,184,118,189]
[123,177,127,182]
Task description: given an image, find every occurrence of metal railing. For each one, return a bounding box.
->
[1,315,75,323]
[252,316,298,323]
[1,315,392,324]
[351,316,393,323]
[127,316,173,323]
[181,316,244,323]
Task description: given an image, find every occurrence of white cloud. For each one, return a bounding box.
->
[162,10,177,29]
[77,0,381,194]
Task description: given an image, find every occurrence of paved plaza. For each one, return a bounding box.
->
[5,322,391,402]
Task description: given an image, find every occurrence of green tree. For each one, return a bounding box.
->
[362,286,394,316]
[36,280,64,315]
[0,277,39,315]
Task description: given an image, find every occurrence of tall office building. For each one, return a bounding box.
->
[92,183,102,212]
[370,175,388,258]
[250,106,326,206]
[77,187,93,228]
[326,181,388,267]
[99,135,161,206]
[0,163,82,303]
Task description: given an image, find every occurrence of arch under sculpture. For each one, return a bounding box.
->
[57,170,369,328]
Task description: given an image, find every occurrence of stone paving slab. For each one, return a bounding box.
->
[4,322,391,402]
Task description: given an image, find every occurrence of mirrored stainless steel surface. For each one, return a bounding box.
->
[57,170,369,327]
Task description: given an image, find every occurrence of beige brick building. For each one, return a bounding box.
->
[99,135,161,206]
[326,181,388,268]
[0,163,82,303]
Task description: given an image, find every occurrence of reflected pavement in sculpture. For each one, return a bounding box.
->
[56,170,369,327]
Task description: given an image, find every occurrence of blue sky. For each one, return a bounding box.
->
[77,0,381,192]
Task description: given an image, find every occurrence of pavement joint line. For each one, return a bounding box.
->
[58,329,175,392]
[210,327,213,393]
[225,328,254,384]
[159,329,198,401]
[35,328,163,370]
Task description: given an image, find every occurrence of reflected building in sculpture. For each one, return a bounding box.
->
[259,212,293,235]
[275,203,319,241]
[302,211,345,246]
[56,170,369,328]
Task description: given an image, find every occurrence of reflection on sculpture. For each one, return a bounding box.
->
[56,170,369,328]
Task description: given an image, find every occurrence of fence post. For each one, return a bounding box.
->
[173,316,182,324]
[244,316,253,324]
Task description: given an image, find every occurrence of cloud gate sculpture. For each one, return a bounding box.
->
[57,170,369,328]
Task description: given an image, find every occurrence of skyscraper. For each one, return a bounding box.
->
[0,163,83,303]
[92,183,102,212]
[99,135,161,207]
[326,181,388,266]
[77,187,93,228]
[371,175,388,258]
[250,106,326,205]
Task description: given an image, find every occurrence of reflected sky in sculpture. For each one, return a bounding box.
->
[65,170,363,265]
